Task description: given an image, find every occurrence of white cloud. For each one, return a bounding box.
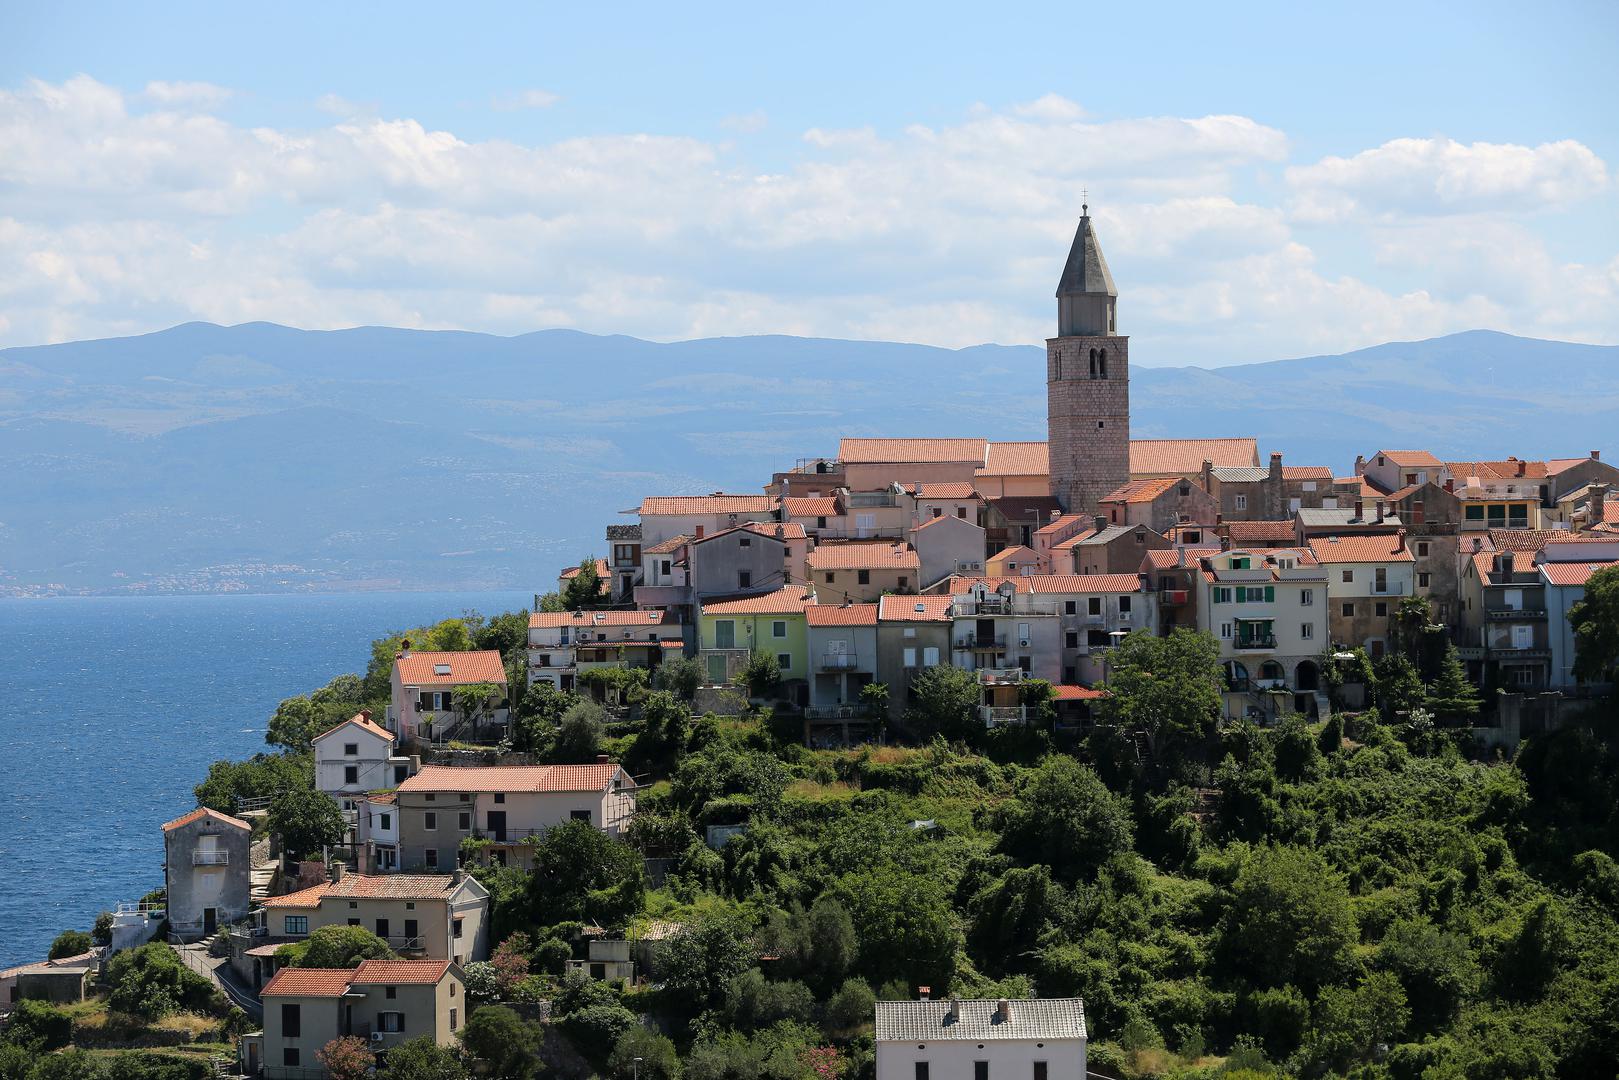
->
[142,80,233,109]
[0,76,1613,362]
[491,89,561,111]
[1287,136,1609,222]
[720,109,768,133]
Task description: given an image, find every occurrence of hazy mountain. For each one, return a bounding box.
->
[2,324,1614,594]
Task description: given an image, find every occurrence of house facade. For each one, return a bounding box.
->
[1028,574,1156,685]
[162,807,252,942]
[388,648,509,745]
[1099,476,1218,533]
[1308,533,1417,658]
[527,609,684,691]
[874,997,1087,1080]
[312,713,410,818]
[257,870,489,967]
[697,586,814,689]
[947,579,1063,683]
[256,960,464,1075]
[875,594,955,725]
[910,513,987,588]
[805,604,880,711]
[1195,548,1331,720]
[808,541,923,603]
[688,521,809,598]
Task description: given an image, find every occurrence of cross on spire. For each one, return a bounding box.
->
[1082,187,1088,215]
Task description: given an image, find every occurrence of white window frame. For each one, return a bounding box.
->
[1234,494,1248,511]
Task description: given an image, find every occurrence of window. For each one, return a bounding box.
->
[824,572,836,584]
[1220,622,1232,639]
[494,793,504,804]
[343,742,358,756]
[739,536,751,548]
[1034,1064,1048,1080]
[1302,481,1317,493]
[777,653,792,670]
[344,765,358,784]
[857,570,871,585]
[1465,504,1485,521]
[923,647,940,666]
[1419,572,1431,588]
[1213,586,1232,604]
[570,809,592,821]
[458,812,470,831]
[347,918,360,927]
[450,1008,458,1032]
[378,1012,404,1033]
[1300,589,1314,606]
[772,620,787,638]
[1235,494,1248,511]
[1064,600,1077,615]
[903,647,917,667]
[1342,569,1353,583]
[1231,556,1250,569]
[1302,622,1314,640]
[738,571,752,589]
[1342,602,1355,618]
[957,507,967,518]
[425,812,437,831]
[1119,596,1132,614]
[282,1003,301,1038]
[916,1065,930,1080]
[1065,631,1079,649]
[454,918,464,939]
[975,1063,989,1080]
[284,915,308,935]
[1289,497,1301,513]
[349,901,358,909]
[1417,542,1429,557]
[1375,601,1388,617]
[385,986,397,999]
[899,576,909,589]
[1179,483,1190,497]
[425,848,438,868]
[380,813,391,831]
[284,1049,301,1068]
[425,793,436,802]
[1088,596,1102,616]
[932,507,942,518]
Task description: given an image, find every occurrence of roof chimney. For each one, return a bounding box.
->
[1354,500,1364,520]
[1516,459,1526,477]
[1593,450,1602,462]
[1201,458,1214,492]
[1093,515,1107,534]
[596,754,610,764]
[1050,509,1061,523]
[399,638,412,660]
[1444,478,1454,493]
[1472,537,1483,553]
[1375,501,1385,523]
[358,709,371,721]
[452,868,466,885]
[1269,451,1283,480]
[330,862,345,883]
[1354,454,1366,477]
[917,986,931,1001]
[1590,484,1609,525]
[996,998,1012,1022]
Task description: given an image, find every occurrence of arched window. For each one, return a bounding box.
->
[1088,348,1097,378]
[1224,660,1250,691]
[1098,348,1108,379]
[1260,660,1285,683]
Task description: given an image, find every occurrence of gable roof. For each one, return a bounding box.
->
[1034,513,1094,539]
[312,712,393,745]
[1376,450,1443,467]
[1227,520,1297,543]
[878,594,954,622]
[914,481,980,500]
[530,609,672,629]
[1102,477,1181,503]
[1142,545,1220,569]
[783,497,839,518]
[978,441,1049,477]
[261,968,356,998]
[1054,685,1108,701]
[394,650,506,687]
[398,763,621,795]
[162,807,250,833]
[1211,466,1270,483]
[644,534,691,555]
[700,587,815,615]
[1027,573,1142,594]
[260,883,332,909]
[1282,466,1334,480]
[1446,458,1550,481]
[1307,535,1415,563]
[639,495,775,516]
[838,438,988,464]
[1541,561,1619,587]
[876,997,1087,1042]
[560,558,610,582]
[987,545,1040,566]
[807,542,921,571]
[350,959,453,985]
[912,513,981,534]
[805,603,880,627]
[1131,438,1258,475]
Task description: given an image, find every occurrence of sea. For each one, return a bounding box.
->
[0,589,531,970]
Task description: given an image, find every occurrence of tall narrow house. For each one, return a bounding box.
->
[1048,205,1130,514]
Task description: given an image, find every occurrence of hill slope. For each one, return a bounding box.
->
[1,325,1613,593]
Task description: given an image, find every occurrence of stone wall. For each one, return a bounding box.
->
[1047,334,1130,515]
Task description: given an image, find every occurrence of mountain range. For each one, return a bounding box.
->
[2,324,1615,595]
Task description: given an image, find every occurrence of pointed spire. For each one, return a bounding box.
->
[1055,207,1116,299]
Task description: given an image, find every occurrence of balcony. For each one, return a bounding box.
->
[819,653,860,670]
[1159,589,1189,605]
[980,705,1028,727]
[1233,635,1278,650]
[1370,582,1409,596]
[806,704,873,721]
[956,636,1006,651]
[192,851,230,866]
[1486,607,1547,621]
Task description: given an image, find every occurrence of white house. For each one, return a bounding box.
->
[1195,547,1331,721]
[355,791,401,873]
[311,712,411,816]
[527,609,684,692]
[875,997,1087,1080]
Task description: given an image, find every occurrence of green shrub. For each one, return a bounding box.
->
[0,999,73,1052]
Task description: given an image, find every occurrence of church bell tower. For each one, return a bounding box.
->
[1047,203,1130,514]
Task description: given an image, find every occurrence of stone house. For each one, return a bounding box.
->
[1070,522,1170,575]
[808,541,922,603]
[910,513,987,587]
[1141,546,1220,636]
[162,807,252,942]
[312,712,410,822]
[874,594,955,726]
[605,523,643,603]
[635,494,776,548]
[805,603,880,712]
[946,578,1062,684]
[1098,476,1218,534]
[913,481,983,527]
[1028,573,1157,685]
[689,521,809,597]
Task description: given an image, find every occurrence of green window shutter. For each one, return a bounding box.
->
[1266,585,1275,603]
[1236,588,1245,603]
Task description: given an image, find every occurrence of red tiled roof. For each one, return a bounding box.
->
[940,575,1033,594]
[326,875,465,901]
[1446,458,1549,480]
[399,763,621,795]
[1486,529,1614,553]
[261,968,355,998]
[806,603,880,627]
[1142,546,1220,569]
[1035,513,1092,538]
[395,650,506,687]
[1027,574,1142,594]
[915,482,979,500]
[978,441,1049,477]
[987,545,1040,566]
[1054,685,1108,701]
[1377,450,1442,467]
[364,791,397,805]
[1102,477,1180,504]
[1541,561,1619,587]
[839,438,987,464]
[1547,456,1601,474]
[644,535,690,555]
[1227,520,1296,543]
[640,495,775,515]
[1385,484,1424,502]
[1307,536,1414,563]
[807,542,920,570]
[162,807,250,833]
[261,884,331,909]
[784,497,839,518]
[878,594,954,622]
[312,712,393,745]
[912,513,979,533]
[701,587,815,615]
[1131,438,1257,475]
[695,521,807,544]
[1281,466,1334,480]
[530,609,671,628]
[560,558,610,581]
[351,959,452,985]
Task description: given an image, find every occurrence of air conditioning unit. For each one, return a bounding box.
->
[1018,638,1030,648]
[371,1032,385,1043]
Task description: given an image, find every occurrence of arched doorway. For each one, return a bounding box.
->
[1295,660,1320,692]
[1259,660,1285,686]
[1223,660,1250,691]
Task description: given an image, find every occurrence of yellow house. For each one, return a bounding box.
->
[699,586,814,686]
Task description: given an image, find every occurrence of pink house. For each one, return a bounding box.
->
[388,647,510,746]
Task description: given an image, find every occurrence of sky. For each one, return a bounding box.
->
[2,1,1617,366]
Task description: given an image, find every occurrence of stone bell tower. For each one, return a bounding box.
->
[1047,203,1130,514]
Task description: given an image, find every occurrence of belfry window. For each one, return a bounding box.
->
[1098,348,1108,378]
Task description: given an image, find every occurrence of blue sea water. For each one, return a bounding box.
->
[0,590,531,969]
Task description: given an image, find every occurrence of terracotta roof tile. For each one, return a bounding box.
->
[940,575,1034,595]
[838,438,987,464]
[261,968,355,998]
[312,712,393,745]
[1102,477,1180,504]
[1027,574,1142,594]
[1486,529,1613,553]
[398,763,621,795]
[807,542,920,570]
[162,807,250,833]
[1130,438,1257,475]
[560,558,610,581]
[639,495,774,516]
[326,874,465,901]
[394,650,506,687]
[700,587,815,615]
[914,482,979,500]
[978,441,1049,476]
[530,609,672,628]
[1142,546,1219,569]
[1541,560,1619,586]
[350,959,452,985]
[912,514,979,533]
[695,521,806,544]
[644,535,690,555]
[1377,450,1442,466]
[805,603,880,627]
[1307,536,1415,563]
[784,497,839,518]
[1445,458,1549,480]
[1281,466,1334,480]
[1054,685,1108,701]
[878,594,954,622]
[986,545,1040,566]
[1227,520,1296,543]
[261,884,332,909]
[1034,513,1092,538]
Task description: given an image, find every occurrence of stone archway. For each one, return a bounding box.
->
[1295,659,1320,692]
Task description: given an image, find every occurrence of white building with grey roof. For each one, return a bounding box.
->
[875,997,1087,1080]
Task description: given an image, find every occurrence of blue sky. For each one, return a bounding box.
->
[3,1,1616,364]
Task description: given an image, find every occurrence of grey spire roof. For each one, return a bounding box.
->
[1055,210,1116,298]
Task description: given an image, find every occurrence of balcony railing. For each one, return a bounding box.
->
[819,653,860,670]
[192,851,230,866]
[1233,635,1278,650]
[1486,608,1547,620]
[806,704,873,720]
[1370,582,1409,596]
[980,705,1028,727]
[1159,589,1189,605]
[956,636,1006,650]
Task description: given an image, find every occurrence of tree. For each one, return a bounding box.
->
[48,929,92,959]
[824,977,877,1034]
[0,1000,73,1052]
[525,819,645,929]
[1568,564,1619,682]
[995,757,1134,884]
[458,1005,541,1080]
[1096,628,1224,762]
[105,942,215,1019]
[656,914,756,1011]
[1216,845,1356,992]
[553,699,607,763]
[902,663,981,741]
[1376,916,1478,1033]
[608,1026,681,1080]
[859,681,889,718]
[562,556,606,610]
[833,867,958,992]
[490,932,531,994]
[656,655,704,700]
[317,1036,375,1080]
[283,924,395,968]
[451,681,502,739]
[92,911,113,947]
[1424,642,1482,721]
[736,651,782,699]
[380,1036,470,1080]
[269,784,346,858]
[194,751,312,816]
[1373,653,1425,719]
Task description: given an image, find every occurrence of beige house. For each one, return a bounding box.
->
[636,494,777,547]
[257,870,489,970]
[1195,547,1331,721]
[255,959,464,1075]
[913,481,982,525]
[1308,533,1416,658]
[910,512,987,587]
[527,609,684,692]
[395,763,636,872]
[388,648,509,745]
[838,438,988,491]
[808,541,922,603]
[974,441,1051,499]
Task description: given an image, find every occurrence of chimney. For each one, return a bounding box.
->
[1591,484,1609,525]
[399,638,412,660]
[1201,458,1214,492]
[1592,450,1602,462]
[1269,451,1283,481]
[1050,509,1061,523]
[1375,501,1385,524]
[1354,454,1366,477]
[358,708,371,721]
[330,862,345,883]
[1444,478,1454,493]
[946,996,961,1022]
[1094,515,1107,534]
[452,868,466,885]
[1354,500,1364,520]
[1516,459,1526,477]
[996,998,1012,1022]
[1472,537,1483,553]
[408,755,421,775]
[597,753,610,764]
[917,986,931,1001]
